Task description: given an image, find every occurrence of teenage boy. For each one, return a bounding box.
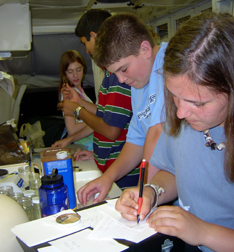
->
[77,13,167,206]
[56,10,140,189]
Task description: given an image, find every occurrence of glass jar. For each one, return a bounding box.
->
[0,185,13,196]
[10,192,24,203]
[32,196,41,220]
[18,166,31,188]
[29,173,41,196]
[0,189,10,196]
[24,190,36,200]
[18,196,33,221]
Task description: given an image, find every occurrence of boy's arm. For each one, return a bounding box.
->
[64,85,97,115]
[79,106,122,140]
[78,141,143,205]
[59,99,122,140]
[104,122,163,182]
[78,97,97,115]
[143,123,164,181]
[78,122,164,205]
[104,142,144,181]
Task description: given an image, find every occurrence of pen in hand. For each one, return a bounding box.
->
[137,159,146,224]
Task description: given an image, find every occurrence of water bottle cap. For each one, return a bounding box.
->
[56,151,68,159]
[41,168,63,185]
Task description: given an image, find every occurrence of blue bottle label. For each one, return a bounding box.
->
[17,178,24,188]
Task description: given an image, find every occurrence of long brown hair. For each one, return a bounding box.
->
[164,12,234,182]
[59,50,86,101]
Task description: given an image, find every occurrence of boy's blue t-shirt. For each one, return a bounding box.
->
[126,43,167,146]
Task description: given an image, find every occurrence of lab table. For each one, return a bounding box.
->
[4,149,200,252]
[16,200,201,252]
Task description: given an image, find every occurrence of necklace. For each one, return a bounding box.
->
[203,129,226,151]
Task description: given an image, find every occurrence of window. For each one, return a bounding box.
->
[157,23,168,40]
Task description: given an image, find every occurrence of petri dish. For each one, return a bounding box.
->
[56,213,81,226]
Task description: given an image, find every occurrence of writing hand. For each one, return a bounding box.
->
[115,186,153,222]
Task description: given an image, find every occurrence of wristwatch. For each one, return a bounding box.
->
[144,183,165,209]
[73,106,84,119]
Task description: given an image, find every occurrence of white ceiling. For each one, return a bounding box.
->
[1,0,208,32]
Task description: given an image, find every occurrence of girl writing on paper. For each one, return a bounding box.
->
[115,12,234,252]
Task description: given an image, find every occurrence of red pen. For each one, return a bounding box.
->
[137,159,146,224]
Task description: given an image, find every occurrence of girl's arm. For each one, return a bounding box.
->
[64,115,86,136]
[52,125,93,148]
[148,205,234,252]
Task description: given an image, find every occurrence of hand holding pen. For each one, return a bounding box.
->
[137,159,146,224]
[115,160,152,221]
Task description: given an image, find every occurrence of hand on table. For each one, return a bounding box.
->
[77,174,113,206]
[51,137,71,148]
[147,205,206,246]
[74,150,94,161]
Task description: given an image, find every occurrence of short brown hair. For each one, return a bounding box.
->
[75,9,111,41]
[93,13,154,68]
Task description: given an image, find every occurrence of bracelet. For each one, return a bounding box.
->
[144,183,165,209]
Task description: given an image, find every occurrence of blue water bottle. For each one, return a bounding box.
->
[39,168,69,217]
[40,149,76,209]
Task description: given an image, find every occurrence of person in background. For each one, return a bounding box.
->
[77,13,166,206]
[75,10,107,101]
[116,12,234,252]
[52,50,93,151]
[57,10,139,190]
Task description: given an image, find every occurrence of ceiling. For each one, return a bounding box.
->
[0,0,209,33]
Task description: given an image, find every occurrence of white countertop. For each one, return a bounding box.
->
[0,147,122,206]
[72,159,122,202]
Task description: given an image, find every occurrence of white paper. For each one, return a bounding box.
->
[97,198,156,243]
[49,228,127,252]
[87,211,156,243]
[12,199,156,248]
[77,207,106,228]
[103,198,154,229]
[88,212,137,240]
[37,246,61,252]
[11,210,88,247]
